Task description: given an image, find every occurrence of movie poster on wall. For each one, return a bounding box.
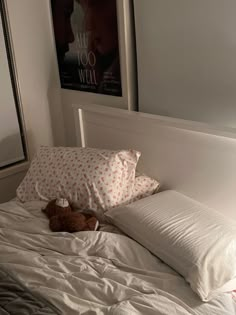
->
[51,0,122,97]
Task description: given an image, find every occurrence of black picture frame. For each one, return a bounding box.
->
[51,0,122,97]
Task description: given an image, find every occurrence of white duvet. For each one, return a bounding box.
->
[0,200,235,315]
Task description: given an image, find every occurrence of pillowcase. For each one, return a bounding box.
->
[106,190,236,301]
[132,174,160,202]
[16,146,140,212]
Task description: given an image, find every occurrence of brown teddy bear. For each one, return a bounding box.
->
[42,198,99,233]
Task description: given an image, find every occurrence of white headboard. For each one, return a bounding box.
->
[74,104,236,220]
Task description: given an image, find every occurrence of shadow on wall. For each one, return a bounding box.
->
[0,133,25,167]
[0,169,26,203]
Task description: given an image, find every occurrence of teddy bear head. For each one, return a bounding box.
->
[42,198,72,218]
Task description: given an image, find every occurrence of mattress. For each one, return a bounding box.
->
[0,200,235,315]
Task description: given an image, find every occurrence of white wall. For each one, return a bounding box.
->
[134,0,236,129]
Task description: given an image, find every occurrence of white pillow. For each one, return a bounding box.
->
[106,190,236,301]
[16,146,140,212]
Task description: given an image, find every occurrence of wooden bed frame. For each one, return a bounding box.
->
[73,103,236,221]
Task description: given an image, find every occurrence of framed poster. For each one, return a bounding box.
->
[51,0,122,96]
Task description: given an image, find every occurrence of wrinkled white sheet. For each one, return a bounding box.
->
[0,200,235,315]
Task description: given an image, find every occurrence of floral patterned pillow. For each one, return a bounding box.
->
[16,146,141,212]
[132,175,160,202]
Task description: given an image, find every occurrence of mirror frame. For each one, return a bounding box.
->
[0,0,27,169]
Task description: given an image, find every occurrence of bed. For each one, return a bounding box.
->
[1,104,236,315]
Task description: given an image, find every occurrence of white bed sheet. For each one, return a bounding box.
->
[0,200,235,315]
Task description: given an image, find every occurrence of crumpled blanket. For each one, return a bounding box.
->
[0,200,236,315]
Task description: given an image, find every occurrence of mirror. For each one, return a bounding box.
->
[0,0,26,169]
